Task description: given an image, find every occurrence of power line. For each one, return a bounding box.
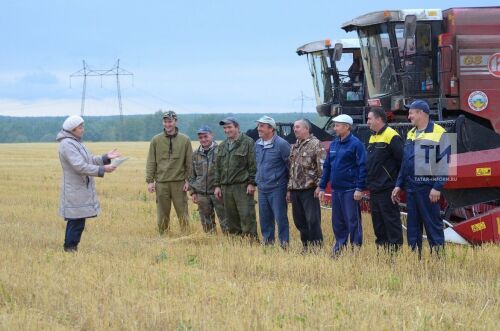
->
[293,90,313,114]
[70,59,133,117]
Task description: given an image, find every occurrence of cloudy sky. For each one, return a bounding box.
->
[0,0,496,116]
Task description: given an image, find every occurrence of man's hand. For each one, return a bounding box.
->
[191,193,199,204]
[104,165,116,173]
[214,187,222,200]
[286,191,291,203]
[353,190,363,201]
[183,180,189,192]
[429,188,441,203]
[391,187,401,204]
[246,184,256,195]
[106,148,121,159]
[315,188,325,202]
[147,182,156,193]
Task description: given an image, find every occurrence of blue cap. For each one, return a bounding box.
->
[219,116,239,126]
[196,125,212,134]
[406,99,430,114]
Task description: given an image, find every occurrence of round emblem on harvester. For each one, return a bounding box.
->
[488,53,500,77]
[467,91,488,112]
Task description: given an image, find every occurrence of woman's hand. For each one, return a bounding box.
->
[107,148,121,159]
[104,165,117,173]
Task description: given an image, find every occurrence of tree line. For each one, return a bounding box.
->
[0,111,326,143]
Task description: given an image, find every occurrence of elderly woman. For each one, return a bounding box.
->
[56,115,120,252]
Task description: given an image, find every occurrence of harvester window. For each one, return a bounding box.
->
[396,22,435,95]
[337,51,365,101]
[348,50,364,84]
[307,52,334,106]
[358,25,398,98]
[416,24,432,52]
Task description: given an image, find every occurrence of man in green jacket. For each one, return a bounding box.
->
[146,110,192,234]
[214,117,258,239]
[189,125,228,233]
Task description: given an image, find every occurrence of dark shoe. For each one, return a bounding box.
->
[64,246,78,253]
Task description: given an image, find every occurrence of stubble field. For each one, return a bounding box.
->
[0,142,498,330]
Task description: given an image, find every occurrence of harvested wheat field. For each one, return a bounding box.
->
[0,142,498,330]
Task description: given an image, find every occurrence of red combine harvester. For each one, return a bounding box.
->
[341,7,500,245]
[298,8,499,245]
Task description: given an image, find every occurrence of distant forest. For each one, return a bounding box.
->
[0,111,327,143]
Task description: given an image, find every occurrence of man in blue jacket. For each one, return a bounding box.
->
[319,114,366,255]
[255,115,291,247]
[392,100,447,256]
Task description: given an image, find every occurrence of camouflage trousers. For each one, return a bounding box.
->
[221,183,257,238]
[197,193,228,233]
[156,181,190,234]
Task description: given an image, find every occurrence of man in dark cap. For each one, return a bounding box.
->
[392,100,447,257]
[214,117,258,240]
[189,125,228,233]
[146,110,192,235]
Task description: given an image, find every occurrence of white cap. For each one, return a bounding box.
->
[62,115,84,131]
[255,115,276,129]
[332,114,353,125]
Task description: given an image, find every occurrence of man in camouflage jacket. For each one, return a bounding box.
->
[287,119,326,249]
[189,125,228,233]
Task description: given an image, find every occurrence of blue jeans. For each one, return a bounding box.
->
[258,185,289,246]
[332,190,362,254]
[64,218,86,250]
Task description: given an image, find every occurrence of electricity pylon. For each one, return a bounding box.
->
[70,59,133,117]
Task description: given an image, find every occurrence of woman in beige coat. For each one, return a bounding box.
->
[57,115,120,252]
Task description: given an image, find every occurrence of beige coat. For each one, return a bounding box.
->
[56,130,108,219]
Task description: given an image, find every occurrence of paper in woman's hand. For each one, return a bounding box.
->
[111,157,129,167]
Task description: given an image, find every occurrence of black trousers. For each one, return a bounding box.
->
[290,189,323,247]
[370,189,403,250]
[64,218,86,250]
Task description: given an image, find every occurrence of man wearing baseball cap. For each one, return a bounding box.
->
[214,116,258,240]
[255,115,291,247]
[146,110,193,235]
[188,125,228,234]
[392,99,447,257]
[319,114,366,256]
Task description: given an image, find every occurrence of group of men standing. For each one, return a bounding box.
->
[145,99,447,257]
